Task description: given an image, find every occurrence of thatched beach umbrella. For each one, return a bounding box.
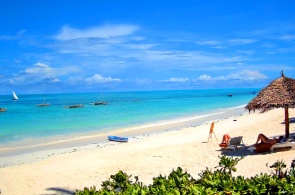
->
[246,71,295,138]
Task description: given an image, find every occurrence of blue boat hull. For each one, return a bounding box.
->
[108,136,128,142]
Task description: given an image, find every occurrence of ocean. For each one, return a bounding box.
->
[0,88,258,148]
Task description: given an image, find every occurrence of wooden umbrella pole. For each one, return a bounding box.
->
[285,106,290,138]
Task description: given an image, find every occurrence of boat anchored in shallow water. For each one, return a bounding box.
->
[91,101,108,105]
[36,97,50,107]
[37,103,50,107]
[1,92,7,111]
[64,104,84,108]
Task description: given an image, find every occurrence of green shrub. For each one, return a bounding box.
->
[75,156,295,195]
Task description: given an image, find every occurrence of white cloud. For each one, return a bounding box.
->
[34,62,49,68]
[228,39,256,45]
[235,70,268,80]
[23,62,80,77]
[260,43,276,48]
[214,76,227,81]
[0,30,26,40]
[84,74,122,84]
[122,43,155,50]
[198,74,213,81]
[25,62,51,74]
[236,50,255,55]
[196,40,221,46]
[162,77,190,83]
[8,62,81,85]
[50,78,61,83]
[55,24,139,40]
[279,35,295,41]
[195,38,256,48]
[196,70,268,82]
[149,50,245,67]
[0,35,17,40]
[135,78,151,84]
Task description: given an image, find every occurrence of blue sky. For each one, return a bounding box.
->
[1,0,295,94]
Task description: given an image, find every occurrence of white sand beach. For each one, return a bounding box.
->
[1,108,295,194]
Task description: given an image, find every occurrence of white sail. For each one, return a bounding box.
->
[12,91,19,100]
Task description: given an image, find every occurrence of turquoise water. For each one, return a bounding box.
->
[0,89,258,145]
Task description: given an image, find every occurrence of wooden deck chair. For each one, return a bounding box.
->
[208,122,218,142]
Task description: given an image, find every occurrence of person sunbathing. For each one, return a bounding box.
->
[219,134,231,148]
[255,134,284,144]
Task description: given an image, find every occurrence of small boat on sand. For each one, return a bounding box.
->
[64,104,84,108]
[108,136,128,142]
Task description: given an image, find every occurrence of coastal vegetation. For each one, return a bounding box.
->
[76,155,295,194]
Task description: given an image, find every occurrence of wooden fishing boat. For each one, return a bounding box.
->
[37,103,50,107]
[36,97,50,107]
[90,101,108,105]
[64,104,84,108]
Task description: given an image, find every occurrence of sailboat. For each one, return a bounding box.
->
[1,94,6,112]
[36,96,50,107]
[12,91,18,100]
[0,97,6,112]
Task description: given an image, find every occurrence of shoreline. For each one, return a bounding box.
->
[0,105,247,158]
[1,108,295,194]
[0,105,246,167]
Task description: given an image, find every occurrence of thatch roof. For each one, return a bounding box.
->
[246,74,295,112]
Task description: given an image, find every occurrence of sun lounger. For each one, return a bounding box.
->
[248,140,295,153]
[270,141,295,152]
[227,136,245,151]
[220,136,245,151]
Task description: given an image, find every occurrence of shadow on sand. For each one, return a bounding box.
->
[281,117,295,124]
[219,147,270,157]
[45,187,75,195]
